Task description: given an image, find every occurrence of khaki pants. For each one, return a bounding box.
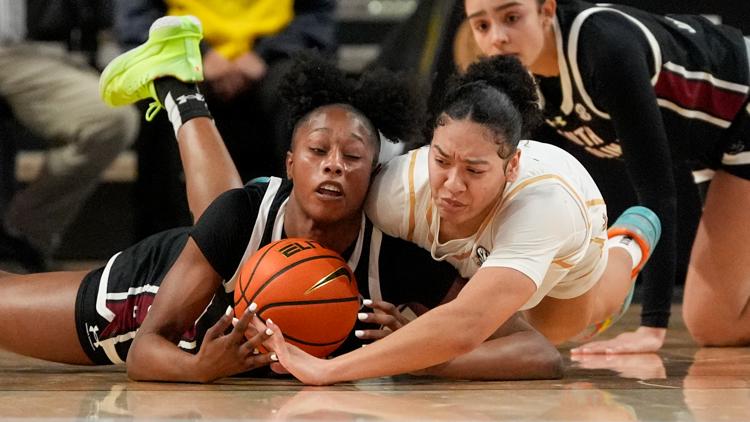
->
[0,42,139,255]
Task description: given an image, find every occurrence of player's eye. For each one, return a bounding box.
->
[473,21,490,33]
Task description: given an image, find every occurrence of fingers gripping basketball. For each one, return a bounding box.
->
[234,239,360,357]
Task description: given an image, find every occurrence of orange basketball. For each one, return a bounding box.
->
[234,238,360,358]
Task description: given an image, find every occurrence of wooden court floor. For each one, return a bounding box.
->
[0,304,748,421]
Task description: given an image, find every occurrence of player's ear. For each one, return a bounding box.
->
[285,150,294,181]
[504,149,522,183]
[540,0,556,21]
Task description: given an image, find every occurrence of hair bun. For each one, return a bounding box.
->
[460,56,542,136]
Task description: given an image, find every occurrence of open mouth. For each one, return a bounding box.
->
[316,182,344,198]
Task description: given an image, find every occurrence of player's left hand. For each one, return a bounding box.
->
[354,299,411,340]
[259,318,336,385]
[571,326,666,354]
[571,352,666,380]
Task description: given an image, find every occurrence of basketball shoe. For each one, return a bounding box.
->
[573,206,661,341]
[99,15,204,121]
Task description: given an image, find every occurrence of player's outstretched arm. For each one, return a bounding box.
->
[357,298,561,380]
[414,313,563,380]
[265,266,537,385]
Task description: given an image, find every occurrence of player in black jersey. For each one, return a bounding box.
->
[0,16,560,383]
[462,0,750,351]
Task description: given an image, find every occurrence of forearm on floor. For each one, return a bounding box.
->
[417,330,563,380]
[127,333,205,383]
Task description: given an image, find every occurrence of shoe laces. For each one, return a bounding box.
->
[145,101,163,121]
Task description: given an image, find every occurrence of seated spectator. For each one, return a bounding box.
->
[0,0,140,271]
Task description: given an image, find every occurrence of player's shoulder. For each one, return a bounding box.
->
[242,176,293,204]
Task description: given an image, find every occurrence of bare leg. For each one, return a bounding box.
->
[175,117,243,221]
[0,270,93,364]
[683,170,750,346]
[526,248,633,344]
[589,248,633,322]
[526,291,595,345]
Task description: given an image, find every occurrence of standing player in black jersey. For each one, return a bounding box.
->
[0,16,560,383]
[462,0,750,351]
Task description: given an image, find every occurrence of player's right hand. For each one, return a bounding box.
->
[354,299,411,340]
[193,304,275,382]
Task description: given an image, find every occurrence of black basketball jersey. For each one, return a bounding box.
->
[80,177,457,363]
[190,177,458,355]
[541,0,749,164]
[534,0,749,329]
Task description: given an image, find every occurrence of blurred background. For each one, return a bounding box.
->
[1,0,748,267]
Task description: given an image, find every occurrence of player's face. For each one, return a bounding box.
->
[429,117,520,239]
[287,105,377,224]
[465,0,555,72]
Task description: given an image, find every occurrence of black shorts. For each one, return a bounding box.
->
[718,96,750,181]
[74,229,193,365]
[75,253,161,365]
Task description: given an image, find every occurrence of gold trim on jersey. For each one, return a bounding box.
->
[502,174,593,269]
[552,258,575,268]
[407,149,419,242]
[503,174,590,227]
[426,201,435,244]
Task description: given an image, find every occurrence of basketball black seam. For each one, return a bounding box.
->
[256,296,360,314]
[236,243,277,308]
[283,333,349,347]
[246,254,347,305]
[257,296,359,346]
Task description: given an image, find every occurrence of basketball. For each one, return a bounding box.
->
[234,238,360,358]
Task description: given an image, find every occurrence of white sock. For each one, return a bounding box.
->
[606,235,643,271]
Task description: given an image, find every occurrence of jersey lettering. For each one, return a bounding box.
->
[278,240,320,257]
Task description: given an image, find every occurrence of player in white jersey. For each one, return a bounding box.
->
[368,139,608,311]
[262,56,661,385]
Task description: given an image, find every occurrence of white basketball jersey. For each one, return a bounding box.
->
[366,141,609,309]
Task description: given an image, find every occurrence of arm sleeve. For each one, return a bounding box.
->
[483,185,586,288]
[253,0,337,62]
[189,187,262,280]
[377,235,458,309]
[577,14,676,328]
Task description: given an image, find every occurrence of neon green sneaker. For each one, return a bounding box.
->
[99,15,204,121]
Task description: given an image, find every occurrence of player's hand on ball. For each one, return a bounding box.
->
[354,299,410,340]
[261,318,336,385]
[194,304,275,382]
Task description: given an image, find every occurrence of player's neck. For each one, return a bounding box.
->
[529,26,559,77]
[284,207,361,255]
